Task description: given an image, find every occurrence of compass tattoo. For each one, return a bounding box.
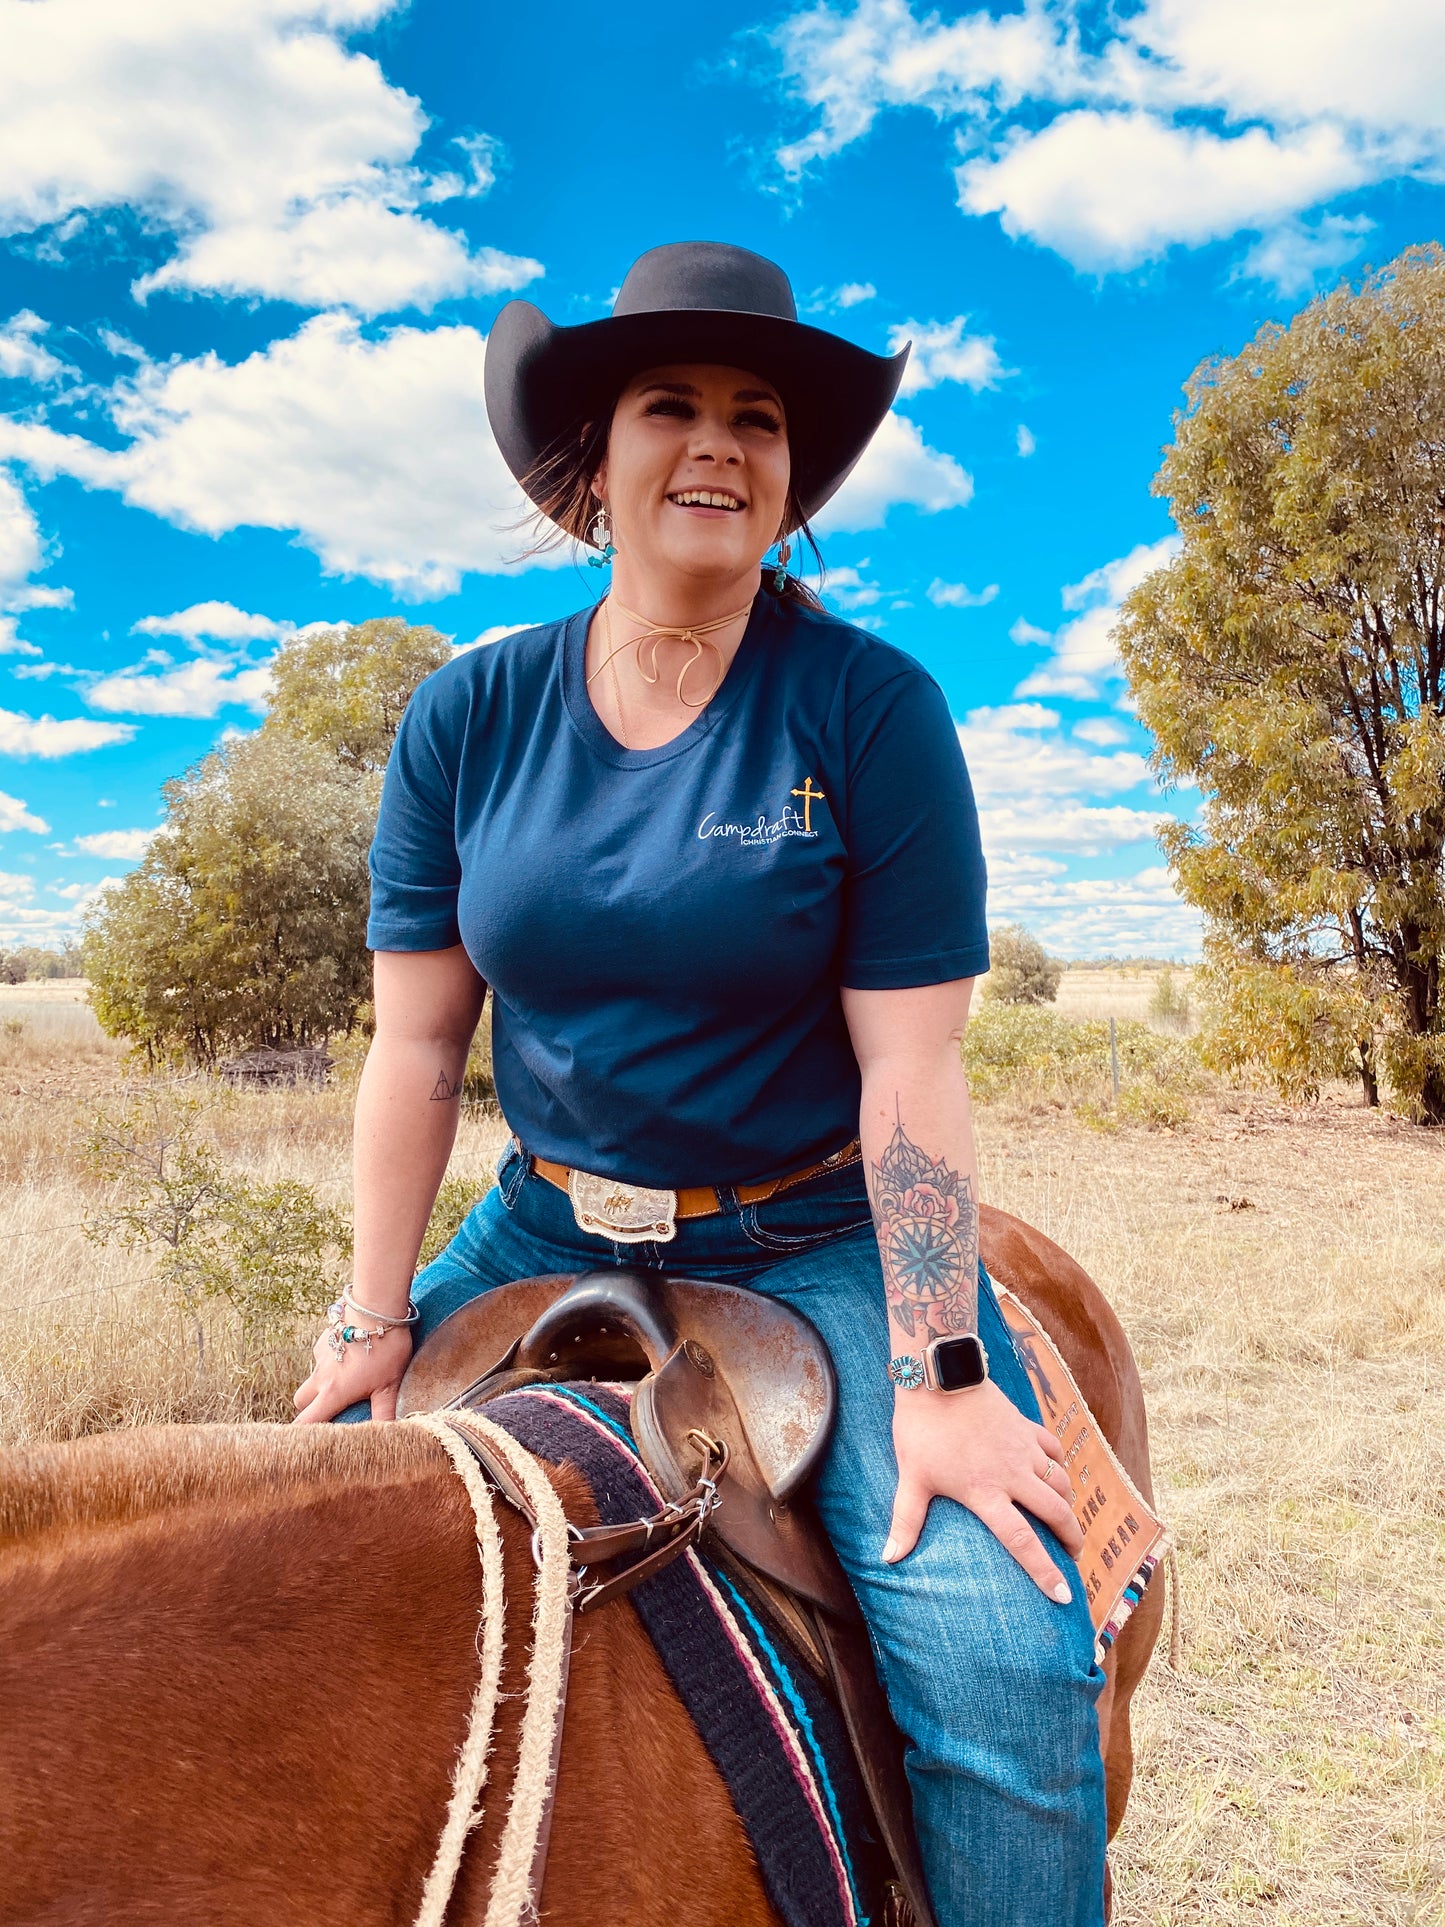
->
[867,1118,979,1343]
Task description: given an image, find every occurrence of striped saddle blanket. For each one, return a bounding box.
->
[481,1380,885,1927]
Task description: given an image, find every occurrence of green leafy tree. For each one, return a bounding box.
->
[266,618,451,772]
[1117,245,1445,1122]
[982,924,1065,1006]
[85,729,375,1064]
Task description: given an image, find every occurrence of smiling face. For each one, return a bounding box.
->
[592,363,792,591]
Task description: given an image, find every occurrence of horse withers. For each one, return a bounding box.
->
[0,1205,1163,1925]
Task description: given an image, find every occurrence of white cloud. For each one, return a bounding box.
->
[981,801,1168,857]
[0,311,65,385]
[951,694,1193,951]
[772,0,1064,177]
[49,875,124,907]
[823,565,883,608]
[1016,424,1036,458]
[1073,716,1130,747]
[889,316,1009,394]
[957,111,1367,272]
[0,471,71,649]
[0,0,542,314]
[1131,0,1445,136]
[0,791,48,834]
[987,866,1203,959]
[1235,212,1375,295]
[815,410,974,532]
[0,708,134,757]
[73,829,156,860]
[928,578,997,608]
[132,601,291,644]
[0,620,42,659]
[811,280,877,309]
[1009,617,1051,645]
[85,659,274,719]
[959,701,1154,805]
[456,623,534,652]
[1016,535,1179,700]
[0,317,554,597]
[770,0,1444,277]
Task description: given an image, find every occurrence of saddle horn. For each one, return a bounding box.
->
[512,1270,679,1377]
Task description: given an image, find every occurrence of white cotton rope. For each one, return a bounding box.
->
[408,1413,509,1927]
[445,1408,575,1927]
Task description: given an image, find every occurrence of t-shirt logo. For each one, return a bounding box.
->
[696,776,829,848]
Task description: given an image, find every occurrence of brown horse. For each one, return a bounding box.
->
[0,1207,1163,1926]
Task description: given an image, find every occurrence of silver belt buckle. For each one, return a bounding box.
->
[568,1167,678,1244]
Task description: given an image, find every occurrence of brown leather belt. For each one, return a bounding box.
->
[530,1138,862,1221]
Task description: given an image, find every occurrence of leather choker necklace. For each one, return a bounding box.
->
[586,593,754,747]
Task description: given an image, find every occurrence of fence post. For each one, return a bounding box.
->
[1110,1016,1120,1101]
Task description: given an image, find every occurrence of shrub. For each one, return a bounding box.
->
[1148,967,1193,1031]
[962,1001,1207,1124]
[82,1090,351,1350]
[982,925,1064,1006]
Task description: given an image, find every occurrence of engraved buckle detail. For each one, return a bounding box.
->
[568,1168,678,1244]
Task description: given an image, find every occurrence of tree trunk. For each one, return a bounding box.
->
[1394,935,1444,1124]
[1357,1036,1380,1108]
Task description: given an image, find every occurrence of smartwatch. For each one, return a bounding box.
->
[888,1333,990,1393]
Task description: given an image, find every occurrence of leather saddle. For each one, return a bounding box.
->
[398,1268,937,1927]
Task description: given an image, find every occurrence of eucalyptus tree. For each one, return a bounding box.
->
[1118,246,1445,1121]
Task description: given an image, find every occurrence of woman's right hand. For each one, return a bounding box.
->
[292,1325,414,1425]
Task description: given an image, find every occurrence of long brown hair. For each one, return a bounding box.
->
[514,405,827,610]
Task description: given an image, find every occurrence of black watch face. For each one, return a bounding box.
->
[931,1335,987,1391]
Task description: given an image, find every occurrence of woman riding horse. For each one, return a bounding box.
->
[293,242,1108,1927]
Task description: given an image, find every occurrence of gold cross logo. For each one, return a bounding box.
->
[790,776,826,833]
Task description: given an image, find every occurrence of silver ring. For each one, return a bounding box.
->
[1038,1460,1057,1484]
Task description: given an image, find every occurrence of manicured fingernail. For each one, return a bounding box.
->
[1052,1581,1073,1605]
[881,1538,900,1564]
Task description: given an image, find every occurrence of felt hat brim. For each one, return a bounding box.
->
[485,300,909,529]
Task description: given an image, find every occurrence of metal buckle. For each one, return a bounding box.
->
[568,1167,678,1244]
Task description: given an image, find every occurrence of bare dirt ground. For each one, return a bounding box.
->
[1,986,1441,1923]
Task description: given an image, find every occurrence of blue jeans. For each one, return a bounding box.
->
[343,1139,1107,1926]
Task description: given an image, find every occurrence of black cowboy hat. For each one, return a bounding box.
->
[485,241,910,529]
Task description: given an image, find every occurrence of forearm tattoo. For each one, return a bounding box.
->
[868,1117,979,1343]
[430,1068,463,1102]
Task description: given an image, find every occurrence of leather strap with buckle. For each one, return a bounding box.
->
[529,1137,861,1232]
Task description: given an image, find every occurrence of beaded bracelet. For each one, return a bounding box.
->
[324,1307,390,1361]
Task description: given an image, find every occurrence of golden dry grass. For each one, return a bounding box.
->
[0,1018,507,1443]
[978,1095,1445,1925]
[1054,963,1196,1028]
[1,1005,1441,1923]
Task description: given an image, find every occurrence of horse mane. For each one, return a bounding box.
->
[0,1421,439,1546]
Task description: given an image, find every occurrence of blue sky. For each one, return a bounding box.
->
[0,0,1441,956]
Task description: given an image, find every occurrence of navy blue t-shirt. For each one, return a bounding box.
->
[367,593,988,1186]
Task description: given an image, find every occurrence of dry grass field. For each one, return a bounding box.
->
[2,973,1442,1924]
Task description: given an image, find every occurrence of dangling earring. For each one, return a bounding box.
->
[588,505,616,569]
[771,538,793,594]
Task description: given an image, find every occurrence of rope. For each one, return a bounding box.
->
[446,1408,575,1927]
[407,1415,509,1927]
[1166,1546,1183,1671]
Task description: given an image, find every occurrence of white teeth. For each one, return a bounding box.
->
[671,490,743,509]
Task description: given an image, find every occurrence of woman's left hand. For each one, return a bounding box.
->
[884,1378,1085,1602]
